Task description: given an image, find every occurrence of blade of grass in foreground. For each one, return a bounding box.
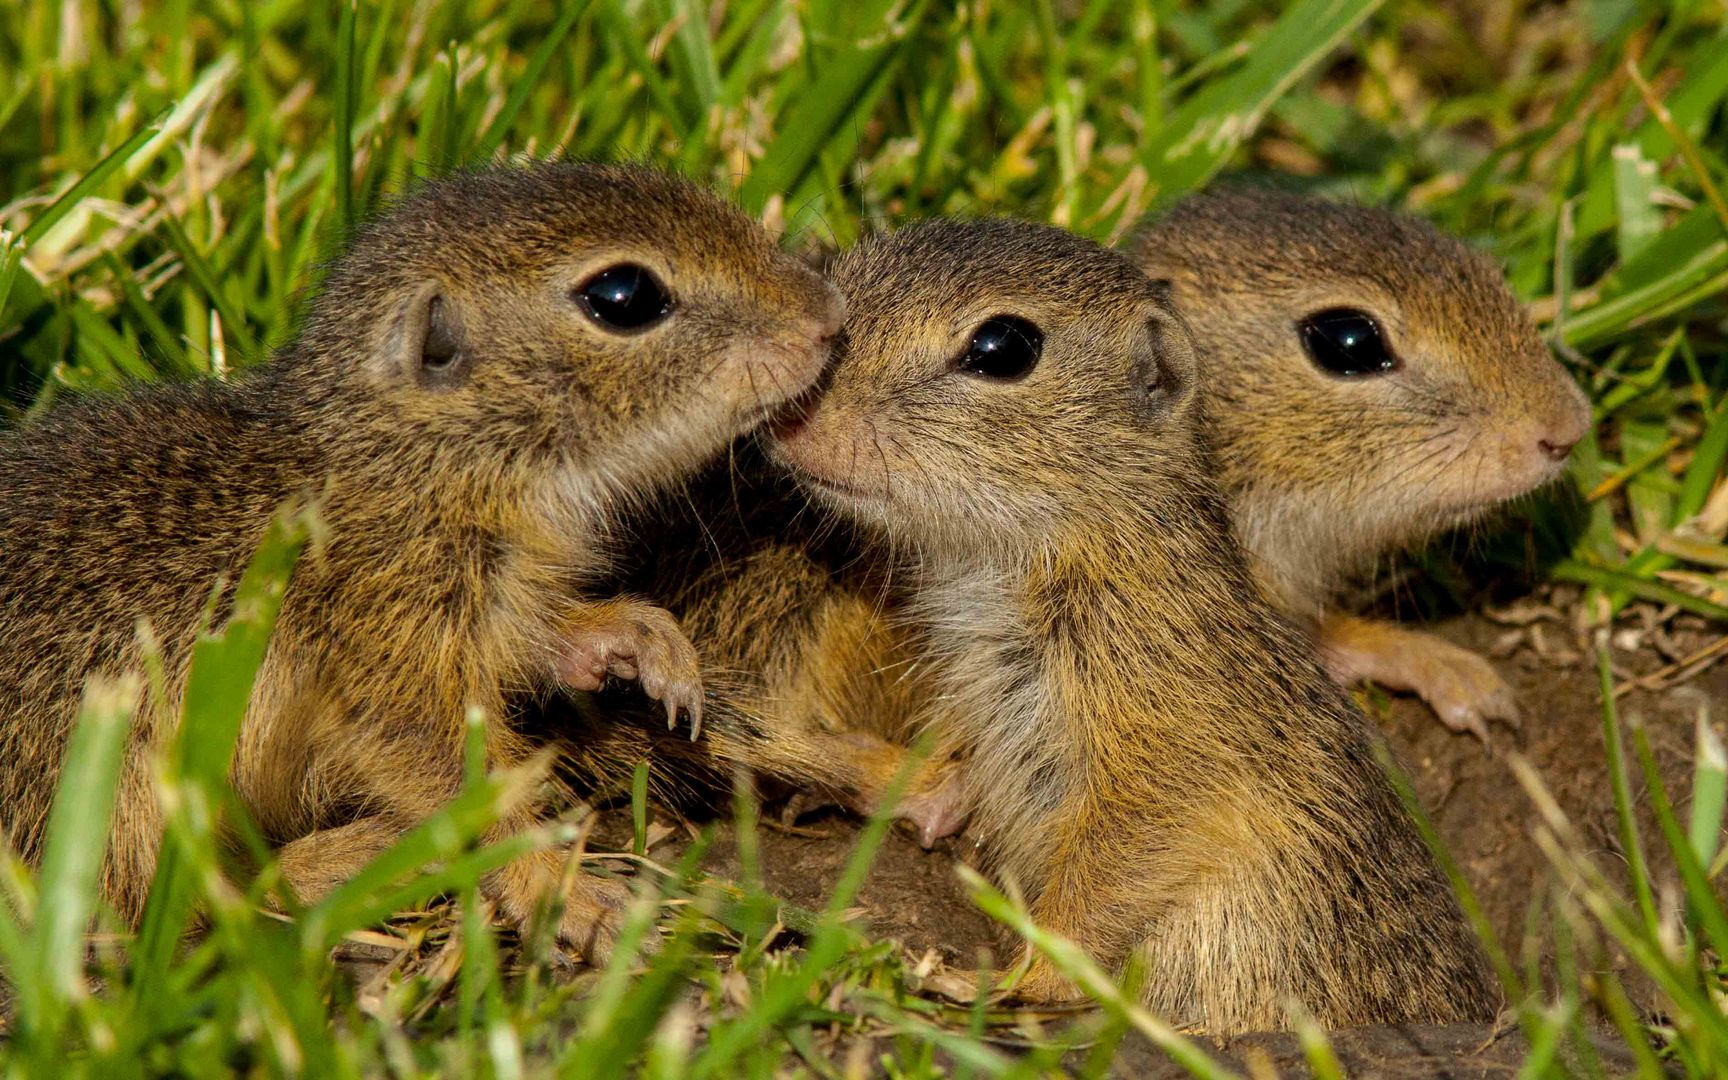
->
[1594,642,1660,937]
[297,768,551,957]
[1687,710,1726,871]
[130,502,316,1011]
[1627,717,1728,962]
[13,675,136,1052]
[687,737,931,1077]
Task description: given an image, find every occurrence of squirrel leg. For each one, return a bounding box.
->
[274,815,411,902]
[275,717,639,963]
[829,734,970,848]
[553,599,704,739]
[1316,611,1519,743]
[271,809,635,962]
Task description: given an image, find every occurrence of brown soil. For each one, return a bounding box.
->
[638,611,1725,1076]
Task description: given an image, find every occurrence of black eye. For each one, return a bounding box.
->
[957,315,1043,381]
[575,263,673,332]
[1298,308,1396,376]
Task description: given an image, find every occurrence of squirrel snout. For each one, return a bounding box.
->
[1537,435,1579,462]
[816,282,847,339]
[1532,376,1592,464]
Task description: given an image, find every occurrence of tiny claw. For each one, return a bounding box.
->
[687,698,703,741]
[1463,714,1490,747]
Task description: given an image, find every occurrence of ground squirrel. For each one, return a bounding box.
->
[1126,189,1591,740]
[0,162,843,957]
[768,219,1496,1031]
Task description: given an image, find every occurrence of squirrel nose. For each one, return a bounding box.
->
[1537,435,1578,462]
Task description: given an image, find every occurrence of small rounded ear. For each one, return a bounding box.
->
[1130,304,1197,420]
[389,282,471,390]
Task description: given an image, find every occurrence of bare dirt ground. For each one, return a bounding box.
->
[657,609,1724,1076]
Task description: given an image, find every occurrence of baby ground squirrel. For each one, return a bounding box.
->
[563,190,1589,840]
[1126,189,1591,740]
[0,162,843,956]
[769,219,1495,1031]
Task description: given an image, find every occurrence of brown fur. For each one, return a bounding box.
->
[0,162,842,955]
[764,218,1496,1032]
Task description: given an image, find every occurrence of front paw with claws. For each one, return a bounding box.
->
[1319,611,1519,745]
[554,599,705,739]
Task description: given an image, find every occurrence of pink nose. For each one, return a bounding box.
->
[1537,436,1578,462]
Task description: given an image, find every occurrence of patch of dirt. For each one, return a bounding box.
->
[627,612,1724,1073]
[1386,615,1723,991]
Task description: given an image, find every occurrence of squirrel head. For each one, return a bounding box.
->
[772,218,1201,561]
[1127,188,1591,603]
[284,161,843,503]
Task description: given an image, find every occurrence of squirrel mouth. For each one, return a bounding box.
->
[770,441,885,501]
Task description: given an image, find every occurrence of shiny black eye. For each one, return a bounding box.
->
[956,315,1043,381]
[1298,308,1396,376]
[575,263,672,332]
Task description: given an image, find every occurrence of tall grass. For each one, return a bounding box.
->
[1,1,1725,1075]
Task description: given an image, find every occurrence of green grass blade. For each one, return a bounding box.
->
[296,792,540,956]
[1553,560,1728,624]
[632,758,650,857]
[594,0,688,127]
[741,0,930,215]
[962,867,1239,1080]
[131,503,314,999]
[333,0,358,230]
[1678,400,1728,522]
[19,675,137,1040]
[689,739,926,1076]
[1594,642,1661,936]
[157,210,261,362]
[665,0,723,115]
[1612,143,1662,264]
[1140,0,1386,206]
[470,3,587,163]
[0,228,26,325]
[1371,739,1526,1002]
[1628,719,1728,960]
[100,252,195,376]
[1687,708,1725,872]
[19,112,166,246]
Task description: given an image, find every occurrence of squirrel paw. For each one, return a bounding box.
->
[1405,641,1520,744]
[553,872,650,966]
[1319,614,1519,745]
[491,852,653,966]
[895,765,970,849]
[832,733,971,847]
[556,601,704,739]
[1010,956,1086,1004]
